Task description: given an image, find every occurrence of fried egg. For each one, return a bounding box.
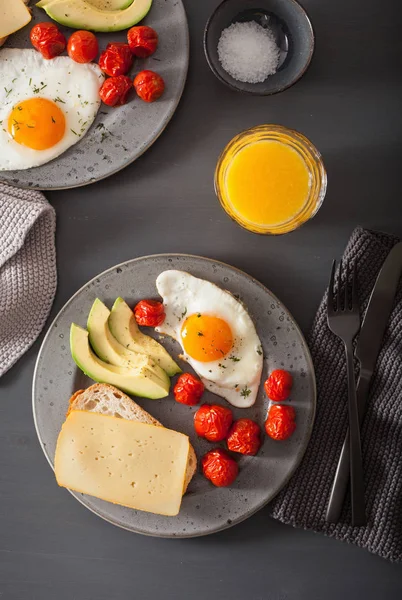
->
[0,49,104,170]
[156,271,263,408]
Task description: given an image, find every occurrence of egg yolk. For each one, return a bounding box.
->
[8,98,66,150]
[181,314,233,362]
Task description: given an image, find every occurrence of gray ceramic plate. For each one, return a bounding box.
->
[33,254,316,537]
[0,1,188,190]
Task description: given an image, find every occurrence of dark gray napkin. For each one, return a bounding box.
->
[270,227,402,563]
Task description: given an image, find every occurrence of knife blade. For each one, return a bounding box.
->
[326,241,402,523]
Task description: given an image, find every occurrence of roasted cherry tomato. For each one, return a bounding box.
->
[98,42,133,77]
[133,299,165,327]
[133,70,165,103]
[202,448,239,487]
[67,30,98,63]
[194,404,233,442]
[30,22,66,60]
[127,25,158,57]
[265,404,296,441]
[174,373,204,406]
[264,369,293,402]
[99,75,132,107]
[226,418,261,456]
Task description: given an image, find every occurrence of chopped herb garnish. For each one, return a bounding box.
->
[100,132,108,143]
[54,96,65,103]
[218,363,227,369]
[71,129,79,136]
[12,78,17,83]
[96,123,105,130]
[197,313,201,318]
[181,308,187,319]
[256,346,263,356]
[240,386,251,398]
[51,116,56,123]
[229,356,240,362]
[16,106,22,111]
[197,331,204,337]
[29,78,32,85]
[4,87,12,97]
[26,124,34,129]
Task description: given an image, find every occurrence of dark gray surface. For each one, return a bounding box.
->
[1,0,402,597]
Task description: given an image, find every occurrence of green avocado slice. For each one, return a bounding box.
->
[87,298,169,385]
[108,297,181,377]
[70,323,170,399]
[36,0,152,32]
[88,0,134,10]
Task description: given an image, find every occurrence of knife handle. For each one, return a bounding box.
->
[325,375,371,523]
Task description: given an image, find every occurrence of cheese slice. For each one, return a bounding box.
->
[0,0,31,39]
[55,411,190,516]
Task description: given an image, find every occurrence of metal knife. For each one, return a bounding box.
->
[326,241,402,523]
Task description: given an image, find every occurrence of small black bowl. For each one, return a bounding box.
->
[204,0,314,95]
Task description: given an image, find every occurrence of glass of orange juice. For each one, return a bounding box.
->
[214,125,327,235]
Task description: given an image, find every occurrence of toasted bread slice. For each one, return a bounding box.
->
[68,383,197,493]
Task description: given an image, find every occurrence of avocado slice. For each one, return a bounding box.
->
[36,0,152,32]
[70,323,170,399]
[109,297,181,377]
[88,0,133,9]
[87,298,169,384]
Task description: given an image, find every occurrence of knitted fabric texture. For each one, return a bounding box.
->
[270,228,402,562]
[0,183,56,377]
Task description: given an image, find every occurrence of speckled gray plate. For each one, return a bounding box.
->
[0,1,188,190]
[33,254,316,537]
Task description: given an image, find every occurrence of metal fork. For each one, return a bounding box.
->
[326,260,366,526]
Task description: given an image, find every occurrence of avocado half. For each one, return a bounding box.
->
[70,323,170,399]
[36,0,153,32]
[108,297,181,377]
[87,298,169,386]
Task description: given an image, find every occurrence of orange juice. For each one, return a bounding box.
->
[215,125,327,235]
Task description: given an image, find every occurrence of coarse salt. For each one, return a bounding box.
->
[217,21,280,84]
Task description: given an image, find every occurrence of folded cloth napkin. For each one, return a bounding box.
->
[270,227,402,563]
[0,183,56,377]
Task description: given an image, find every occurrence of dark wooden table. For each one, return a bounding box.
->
[1,0,402,597]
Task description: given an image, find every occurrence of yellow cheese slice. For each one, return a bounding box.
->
[0,0,32,39]
[55,411,190,517]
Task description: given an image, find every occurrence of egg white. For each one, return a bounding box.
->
[155,270,263,408]
[0,49,105,170]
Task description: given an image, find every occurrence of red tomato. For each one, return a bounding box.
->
[30,22,66,60]
[194,404,233,442]
[226,418,261,456]
[127,26,158,57]
[264,369,293,402]
[98,42,133,77]
[133,70,165,103]
[202,449,239,487]
[67,30,98,63]
[265,404,296,441]
[133,299,165,327]
[99,75,132,107]
[173,373,204,406]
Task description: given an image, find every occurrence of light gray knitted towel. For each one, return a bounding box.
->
[270,228,402,563]
[0,183,56,377]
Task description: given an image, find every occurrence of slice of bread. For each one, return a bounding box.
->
[68,383,197,493]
